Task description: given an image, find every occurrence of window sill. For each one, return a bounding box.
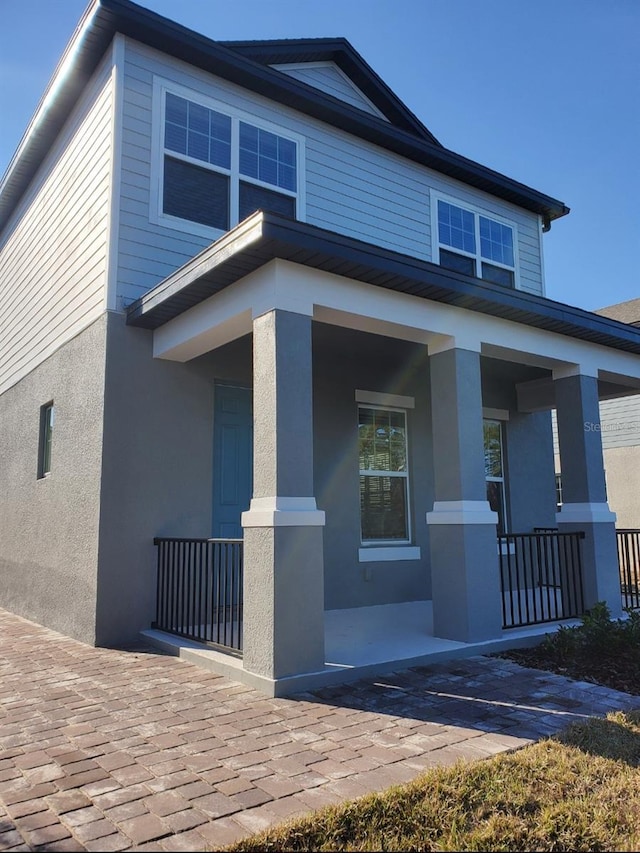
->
[358,546,421,563]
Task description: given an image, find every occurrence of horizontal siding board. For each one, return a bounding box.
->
[0,55,113,394]
[0,245,108,362]
[600,396,640,449]
[0,279,106,377]
[116,41,543,305]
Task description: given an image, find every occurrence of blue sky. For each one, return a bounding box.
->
[1,0,638,311]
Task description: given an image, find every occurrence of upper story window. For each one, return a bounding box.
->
[153,82,304,238]
[434,196,517,289]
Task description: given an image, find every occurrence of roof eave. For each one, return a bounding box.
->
[126,212,639,359]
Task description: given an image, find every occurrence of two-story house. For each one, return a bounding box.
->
[2,0,640,696]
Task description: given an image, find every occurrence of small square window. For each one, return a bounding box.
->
[38,402,54,478]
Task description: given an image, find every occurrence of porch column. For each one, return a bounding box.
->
[241,309,326,681]
[427,345,503,642]
[554,370,621,616]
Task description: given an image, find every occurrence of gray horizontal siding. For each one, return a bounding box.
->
[116,40,544,306]
[552,396,640,462]
[271,62,387,120]
[0,56,113,395]
[599,396,640,449]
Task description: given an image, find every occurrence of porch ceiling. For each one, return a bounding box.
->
[127,212,640,361]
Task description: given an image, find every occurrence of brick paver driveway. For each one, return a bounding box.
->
[1,609,639,851]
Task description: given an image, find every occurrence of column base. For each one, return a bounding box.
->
[556,502,616,524]
[427,500,498,526]
[242,496,325,527]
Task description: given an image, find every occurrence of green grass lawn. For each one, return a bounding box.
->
[228,606,640,852]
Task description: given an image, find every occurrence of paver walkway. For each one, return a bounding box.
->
[1,609,639,852]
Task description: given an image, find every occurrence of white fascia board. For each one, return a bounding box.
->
[152,257,640,386]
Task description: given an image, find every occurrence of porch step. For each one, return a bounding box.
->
[141,601,581,697]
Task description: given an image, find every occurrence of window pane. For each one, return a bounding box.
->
[187,130,209,161]
[360,475,408,541]
[188,101,209,135]
[239,122,297,191]
[481,262,514,288]
[239,148,259,179]
[278,163,296,192]
[165,93,231,169]
[278,137,296,166]
[479,216,514,267]
[438,201,475,253]
[358,408,407,472]
[164,156,229,230]
[165,93,188,126]
[483,420,502,477]
[165,123,187,154]
[239,181,295,221]
[439,249,475,277]
[210,139,231,169]
[258,156,278,186]
[239,122,259,152]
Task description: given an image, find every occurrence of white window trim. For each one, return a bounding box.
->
[430,191,521,290]
[358,403,412,547]
[358,546,421,563]
[151,77,306,239]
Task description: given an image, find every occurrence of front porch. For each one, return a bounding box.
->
[125,213,640,696]
[143,527,639,695]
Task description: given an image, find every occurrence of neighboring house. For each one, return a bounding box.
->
[2,0,640,696]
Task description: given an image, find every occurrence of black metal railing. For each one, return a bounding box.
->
[498,531,585,628]
[616,530,640,610]
[153,538,243,654]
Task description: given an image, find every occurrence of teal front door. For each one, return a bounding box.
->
[212,384,253,538]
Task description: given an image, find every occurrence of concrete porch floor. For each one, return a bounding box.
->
[143,601,577,696]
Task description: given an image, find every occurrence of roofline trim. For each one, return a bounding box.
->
[126,212,640,358]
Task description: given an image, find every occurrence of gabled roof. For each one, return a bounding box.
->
[0,0,569,236]
[127,211,640,360]
[220,38,441,145]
